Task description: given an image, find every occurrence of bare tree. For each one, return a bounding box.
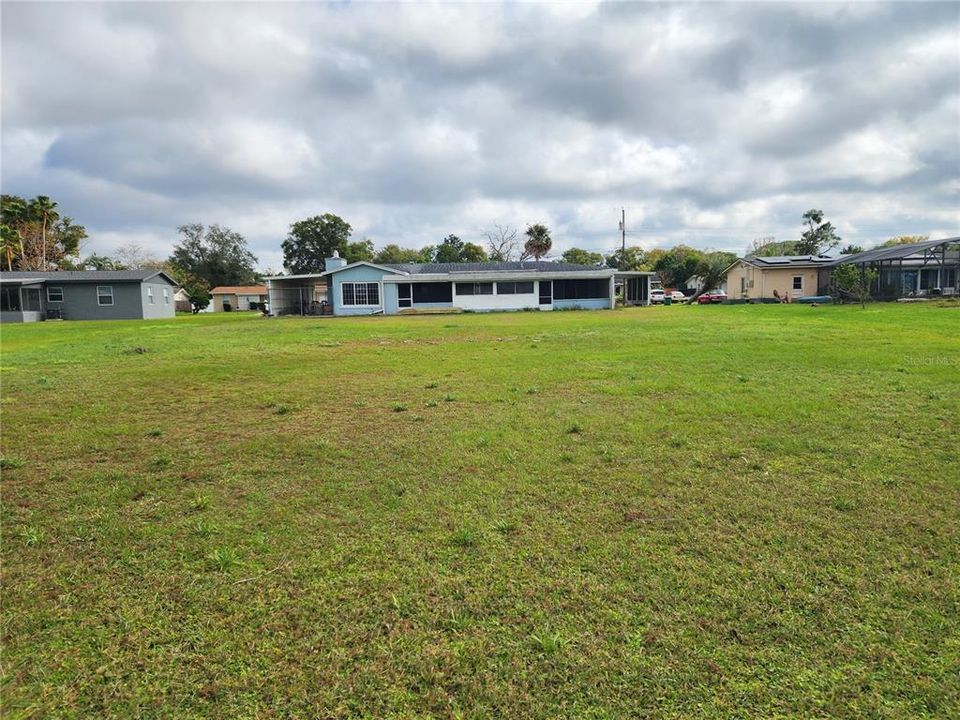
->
[746,236,775,255]
[484,224,519,261]
[114,242,162,269]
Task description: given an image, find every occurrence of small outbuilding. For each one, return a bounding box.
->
[0,269,179,323]
[173,288,192,313]
[209,285,268,312]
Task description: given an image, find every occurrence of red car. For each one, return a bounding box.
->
[697,289,727,304]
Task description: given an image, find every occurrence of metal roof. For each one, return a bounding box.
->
[0,269,178,284]
[743,255,835,267]
[267,260,613,282]
[382,261,604,274]
[829,236,960,265]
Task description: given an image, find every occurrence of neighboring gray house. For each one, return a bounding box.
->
[0,270,179,323]
[266,253,654,316]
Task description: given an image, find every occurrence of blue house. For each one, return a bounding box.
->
[266,254,654,316]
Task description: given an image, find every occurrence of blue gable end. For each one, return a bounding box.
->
[328,264,401,316]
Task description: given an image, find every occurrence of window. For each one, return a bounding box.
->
[553,279,609,300]
[97,285,114,306]
[147,286,155,304]
[22,288,41,311]
[943,268,957,288]
[740,277,746,293]
[413,282,452,303]
[163,288,170,304]
[341,282,380,306]
[1,286,20,311]
[792,276,803,291]
[455,282,493,296]
[47,286,64,302]
[497,281,534,295]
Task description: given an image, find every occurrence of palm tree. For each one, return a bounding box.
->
[523,223,552,261]
[82,253,118,270]
[29,196,59,269]
[0,224,23,271]
[0,197,28,270]
[689,252,732,303]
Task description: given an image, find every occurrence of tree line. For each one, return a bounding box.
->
[0,196,933,308]
[280,215,556,272]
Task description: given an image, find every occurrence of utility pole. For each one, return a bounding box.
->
[619,208,626,252]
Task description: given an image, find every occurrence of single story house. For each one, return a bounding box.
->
[209,285,268,312]
[725,236,959,302]
[825,236,959,299]
[0,269,179,323]
[725,255,835,301]
[266,253,654,316]
[173,287,192,313]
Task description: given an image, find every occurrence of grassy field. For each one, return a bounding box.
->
[2,304,958,718]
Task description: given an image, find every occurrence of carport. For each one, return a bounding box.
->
[265,274,329,315]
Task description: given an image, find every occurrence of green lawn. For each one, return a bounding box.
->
[2,304,958,718]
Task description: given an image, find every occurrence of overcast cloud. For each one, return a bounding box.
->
[2,1,958,270]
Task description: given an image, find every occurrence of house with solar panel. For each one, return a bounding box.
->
[265,252,655,316]
[725,254,837,301]
[726,236,960,302]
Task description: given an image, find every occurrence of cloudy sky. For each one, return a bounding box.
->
[2,1,958,270]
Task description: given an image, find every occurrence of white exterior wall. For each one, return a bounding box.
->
[236,294,265,309]
[453,282,540,311]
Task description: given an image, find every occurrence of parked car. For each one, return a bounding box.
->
[669,290,687,303]
[650,289,665,304]
[697,289,727,304]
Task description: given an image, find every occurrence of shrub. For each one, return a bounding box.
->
[833,264,878,308]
